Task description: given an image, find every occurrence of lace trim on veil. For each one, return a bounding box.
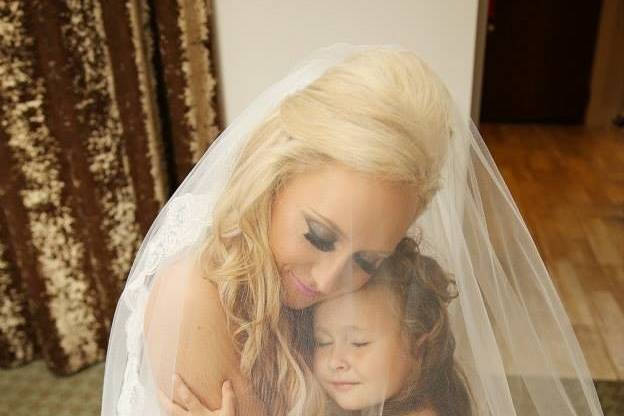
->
[116,193,214,415]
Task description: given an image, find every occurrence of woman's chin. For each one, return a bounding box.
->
[282,290,317,310]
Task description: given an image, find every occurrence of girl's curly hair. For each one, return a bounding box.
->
[368,236,474,416]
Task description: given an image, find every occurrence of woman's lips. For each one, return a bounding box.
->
[289,271,319,298]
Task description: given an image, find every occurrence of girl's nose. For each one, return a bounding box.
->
[328,344,350,372]
[309,250,353,295]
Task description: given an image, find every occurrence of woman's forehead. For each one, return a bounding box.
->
[286,164,418,245]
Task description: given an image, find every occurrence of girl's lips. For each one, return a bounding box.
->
[329,381,360,392]
[290,271,319,298]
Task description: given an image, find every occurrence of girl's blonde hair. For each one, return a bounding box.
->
[199,48,454,415]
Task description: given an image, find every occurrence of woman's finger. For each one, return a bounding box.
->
[158,388,188,416]
[220,380,237,416]
[173,374,203,412]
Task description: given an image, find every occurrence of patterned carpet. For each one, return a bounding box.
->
[0,361,104,416]
[0,360,622,415]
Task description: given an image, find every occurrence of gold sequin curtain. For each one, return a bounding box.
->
[0,0,220,375]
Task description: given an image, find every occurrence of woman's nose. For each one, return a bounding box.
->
[309,250,353,294]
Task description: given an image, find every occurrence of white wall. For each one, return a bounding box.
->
[212,0,481,125]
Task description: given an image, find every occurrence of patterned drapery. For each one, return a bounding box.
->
[151,0,220,182]
[0,0,219,375]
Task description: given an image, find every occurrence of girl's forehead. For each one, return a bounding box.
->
[314,286,400,328]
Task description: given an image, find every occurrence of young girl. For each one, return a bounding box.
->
[311,237,473,416]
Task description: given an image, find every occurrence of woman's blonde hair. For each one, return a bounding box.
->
[199,48,454,415]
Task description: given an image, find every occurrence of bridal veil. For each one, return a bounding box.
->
[101,44,604,416]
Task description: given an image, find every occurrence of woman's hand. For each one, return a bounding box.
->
[158,374,236,416]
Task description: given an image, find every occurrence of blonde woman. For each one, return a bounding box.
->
[101,45,606,416]
[147,47,450,416]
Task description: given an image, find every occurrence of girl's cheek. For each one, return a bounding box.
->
[351,347,371,362]
[312,351,325,372]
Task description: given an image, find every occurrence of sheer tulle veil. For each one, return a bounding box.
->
[100,44,604,415]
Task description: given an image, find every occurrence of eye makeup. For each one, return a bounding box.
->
[304,217,337,252]
[353,252,380,275]
[307,209,346,239]
[303,212,387,275]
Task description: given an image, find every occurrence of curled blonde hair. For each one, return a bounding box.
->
[199,48,454,415]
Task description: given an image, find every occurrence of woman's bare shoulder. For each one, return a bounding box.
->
[144,255,235,408]
[144,255,225,336]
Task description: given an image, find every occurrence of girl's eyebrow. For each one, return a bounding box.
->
[306,208,393,256]
[313,325,371,337]
[313,324,330,333]
[344,325,370,332]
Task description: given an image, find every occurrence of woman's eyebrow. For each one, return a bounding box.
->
[307,208,346,238]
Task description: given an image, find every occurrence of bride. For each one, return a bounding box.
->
[101,45,605,416]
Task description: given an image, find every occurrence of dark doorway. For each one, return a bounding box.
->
[481,1,603,123]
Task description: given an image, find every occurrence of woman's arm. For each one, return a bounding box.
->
[144,257,266,415]
[158,375,236,416]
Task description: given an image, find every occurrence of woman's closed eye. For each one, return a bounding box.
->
[303,215,383,275]
[353,253,380,275]
[304,218,336,252]
[351,341,370,348]
[304,229,335,252]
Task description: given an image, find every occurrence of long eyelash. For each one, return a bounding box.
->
[304,231,335,252]
[354,253,377,275]
[303,218,378,273]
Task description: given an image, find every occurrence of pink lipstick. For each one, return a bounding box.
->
[290,271,319,298]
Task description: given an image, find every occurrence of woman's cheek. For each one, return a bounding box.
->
[342,272,372,294]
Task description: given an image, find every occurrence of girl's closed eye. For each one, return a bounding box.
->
[314,336,333,347]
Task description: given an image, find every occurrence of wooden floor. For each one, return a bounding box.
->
[481,123,624,381]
